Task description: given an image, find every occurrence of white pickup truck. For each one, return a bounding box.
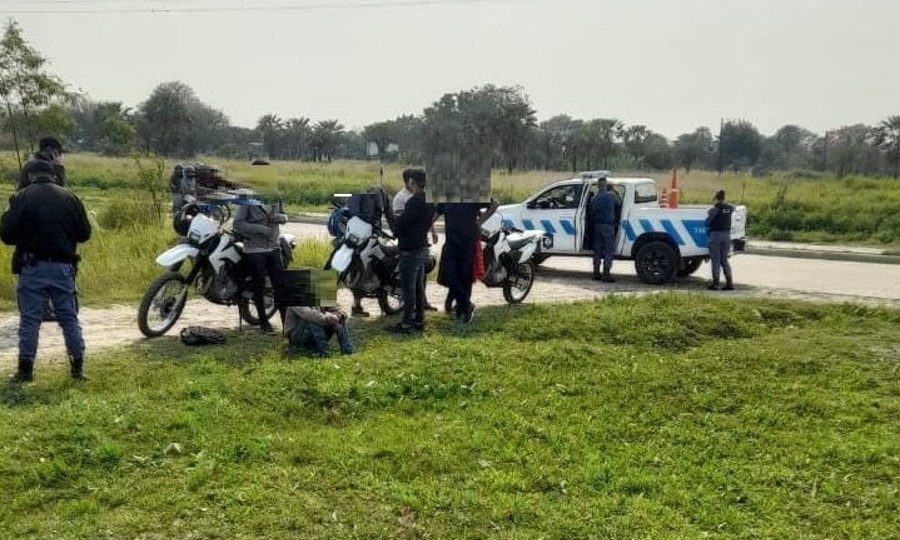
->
[492,171,748,284]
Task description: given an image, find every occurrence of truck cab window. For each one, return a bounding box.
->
[530,184,583,210]
[634,183,658,204]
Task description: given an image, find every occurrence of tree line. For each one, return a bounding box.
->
[2,20,899,178]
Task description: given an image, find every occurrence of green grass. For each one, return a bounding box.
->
[1,295,898,538]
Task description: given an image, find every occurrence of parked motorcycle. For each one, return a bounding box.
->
[326,214,434,315]
[137,204,296,338]
[444,214,546,311]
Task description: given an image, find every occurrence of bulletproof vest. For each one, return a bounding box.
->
[708,203,734,232]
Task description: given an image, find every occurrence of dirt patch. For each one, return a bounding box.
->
[2,273,898,372]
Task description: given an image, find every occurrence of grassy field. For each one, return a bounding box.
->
[4,153,900,247]
[0,295,898,538]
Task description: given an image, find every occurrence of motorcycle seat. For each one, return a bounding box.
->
[506,233,532,251]
[382,244,400,258]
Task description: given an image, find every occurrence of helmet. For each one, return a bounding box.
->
[183,165,196,178]
[173,200,201,236]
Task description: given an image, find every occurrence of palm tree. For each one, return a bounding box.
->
[256,113,284,159]
[285,117,311,160]
[877,115,900,178]
[312,119,344,162]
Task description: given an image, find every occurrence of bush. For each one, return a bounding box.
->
[97,200,162,230]
[767,228,794,241]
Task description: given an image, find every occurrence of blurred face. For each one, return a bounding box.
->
[49,149,63,163]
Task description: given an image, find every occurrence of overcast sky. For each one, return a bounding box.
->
[6,0,899,137]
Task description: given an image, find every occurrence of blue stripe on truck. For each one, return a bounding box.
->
[560,219,576,235]
[624,221,637,241]
[660,219,686,246]
[682,220,709,248]
[540,220,557,234]
[639,219,655,233]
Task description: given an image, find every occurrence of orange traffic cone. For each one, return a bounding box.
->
[660,187,669,208]
[668,168,679,209]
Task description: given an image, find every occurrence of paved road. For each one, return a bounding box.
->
[284,222,900,304]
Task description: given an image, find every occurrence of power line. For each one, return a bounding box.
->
[2,0,541,14]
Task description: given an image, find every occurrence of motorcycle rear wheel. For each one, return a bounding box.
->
[138,272,189,337]
[238,291,278,326]
[377,284,404,316]
[502,261,535,304]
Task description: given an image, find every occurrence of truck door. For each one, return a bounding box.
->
[523,182,584,253]
[613,183,631,255]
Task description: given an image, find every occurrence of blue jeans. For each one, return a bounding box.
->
[17,261,84,361]
[399,248,429,327]
[289,320,353,356]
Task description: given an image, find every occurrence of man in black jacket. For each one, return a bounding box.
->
[18,136,67,190]
[391,169,434,334]
[1,160,92,382]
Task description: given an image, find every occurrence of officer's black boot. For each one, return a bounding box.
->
[69,356,85,382]
[10,358,34,383]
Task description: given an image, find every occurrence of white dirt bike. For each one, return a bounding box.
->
[326,215,435,315]
[444,213,547,311]
[137,207,296,338]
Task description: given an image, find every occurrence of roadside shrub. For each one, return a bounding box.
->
[767,228,794,241]
[97,200,162,230]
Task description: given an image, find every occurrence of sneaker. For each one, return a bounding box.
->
[259,322,277,335]
[9,371,33,384]
[462,304,476,324]
[390,322,415,335]
[352,306,370,318]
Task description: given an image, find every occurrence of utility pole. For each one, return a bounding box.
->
[717,118,725,176]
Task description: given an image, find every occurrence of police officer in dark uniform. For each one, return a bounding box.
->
[1,160,92,383]
[706,189,735,291]
[18,136,67,190]
[588,177,620,282]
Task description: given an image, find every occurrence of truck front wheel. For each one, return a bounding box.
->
[634,241,678,285]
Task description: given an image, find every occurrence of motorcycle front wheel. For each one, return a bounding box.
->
[138,272,189,337]
[502,261,535,304]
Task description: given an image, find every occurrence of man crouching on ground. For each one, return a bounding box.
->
[285,305,354,357]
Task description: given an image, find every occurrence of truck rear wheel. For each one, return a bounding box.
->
[634,241,678,285]
[676,257,704,277]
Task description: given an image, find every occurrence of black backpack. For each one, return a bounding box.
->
[180,326,226,346]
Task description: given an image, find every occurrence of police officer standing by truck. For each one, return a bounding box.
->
[588,176,620,282]
[706,189,735,291]
[2,159,92,383]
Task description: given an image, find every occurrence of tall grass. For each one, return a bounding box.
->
[4,153,900,247]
